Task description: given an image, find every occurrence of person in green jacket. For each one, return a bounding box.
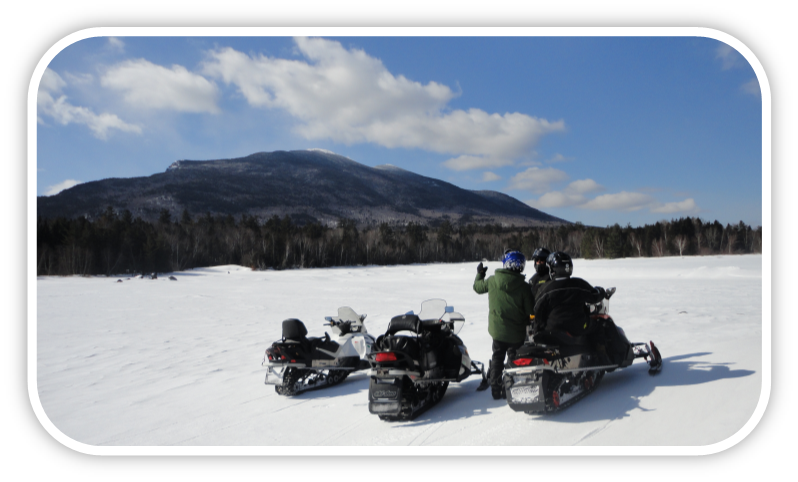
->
[473,249,535,399]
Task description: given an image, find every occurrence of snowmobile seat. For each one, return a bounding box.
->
[386,315,421,336]
[533,330,592,347]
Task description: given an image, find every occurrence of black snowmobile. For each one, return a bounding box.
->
[502,287,662,414]
[263,306,376,396]
[367,299,489,421]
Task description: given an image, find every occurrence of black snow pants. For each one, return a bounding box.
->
[490,339,523,389]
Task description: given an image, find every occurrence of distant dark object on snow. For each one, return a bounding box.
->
[169,276,177,281]
[116,279,123,283]
[151,272,158,279]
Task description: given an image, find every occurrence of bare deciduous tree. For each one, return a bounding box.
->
[674,235,688,256]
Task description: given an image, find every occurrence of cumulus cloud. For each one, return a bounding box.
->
[45,179,81,196]
[443,155,514,171]
[526,176,698,214]
[38,68,142,139]
[507,167,569,193]
[528,191,587,209]
[102,59,220,113]
[201,37,564,165]
[651,198,698,214]
[580,191,656,211]
[481,172,501,182]
[565,179,604,195]
[741,78,761,97]
[545,153,575,164]
[108,37,125,53]
[716,44,745,70]
[525,179,605,208]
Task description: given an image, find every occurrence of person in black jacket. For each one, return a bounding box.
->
[533,251,606,336]
[527,247,551,300]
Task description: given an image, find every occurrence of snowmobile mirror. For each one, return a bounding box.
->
[360,314,367,321]
[405,311,414,315]
[324,316,333,322]
[445,306,454,313]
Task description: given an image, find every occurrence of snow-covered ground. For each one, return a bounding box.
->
[33,255,763,453]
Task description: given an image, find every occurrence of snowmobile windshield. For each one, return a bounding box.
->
[336,306,361,323]
[446,312,465,335]
[417,299,448,324]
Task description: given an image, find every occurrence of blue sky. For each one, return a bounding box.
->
[36,35,762,227]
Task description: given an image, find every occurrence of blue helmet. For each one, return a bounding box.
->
[502,250,526,272]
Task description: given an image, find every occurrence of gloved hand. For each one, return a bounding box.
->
[595,286,607,298]
[477,262,488,275]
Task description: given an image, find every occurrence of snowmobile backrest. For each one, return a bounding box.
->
[386,314,421,336]
[282,318,308,341]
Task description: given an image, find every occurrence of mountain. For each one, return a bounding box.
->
[36,149,569,227]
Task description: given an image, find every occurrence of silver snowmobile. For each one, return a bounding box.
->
[263,306,376,396]
[502,287,662,414]
[367,299,489,421]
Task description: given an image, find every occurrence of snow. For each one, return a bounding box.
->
[33,255,764,453]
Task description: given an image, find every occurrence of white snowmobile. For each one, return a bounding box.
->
[502,287,663,414]
[263,306,376,396]
[367,299,489,421]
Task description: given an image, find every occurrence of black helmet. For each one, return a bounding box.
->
[546,251,573,279]
[531,247,551,276]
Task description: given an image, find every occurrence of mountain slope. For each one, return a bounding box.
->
[37,150,569,227]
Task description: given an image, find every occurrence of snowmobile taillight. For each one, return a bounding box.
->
[290,359,296,363]
[280,355,286,360]
[375,352,398,362]
[512,358,534,366]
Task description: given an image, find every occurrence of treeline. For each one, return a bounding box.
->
[36,207,762,276]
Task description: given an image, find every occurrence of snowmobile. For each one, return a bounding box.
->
[367,299,489,421]
[502,287,662,414]
[263,306,376,396]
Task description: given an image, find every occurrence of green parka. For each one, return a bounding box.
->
[473,268,535,343]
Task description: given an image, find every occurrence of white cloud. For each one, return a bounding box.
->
[443,155,514,171]
[565,178,604,195]
[716,44,745,70]
[64,72,93,85]
[741,78,761,97]
[480,172,501,182]
[108,37,125,53]
[45,179,81,196]
[527,191,587,209]
[524,179,604,208]
[651,198,698,214]
[507,166,569,193]
[38,68,142,140]
[580,191,656,211]
[545,153,574,163]
[102,59,220,113]
[40,68,66,93]
[201,38,564,164]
